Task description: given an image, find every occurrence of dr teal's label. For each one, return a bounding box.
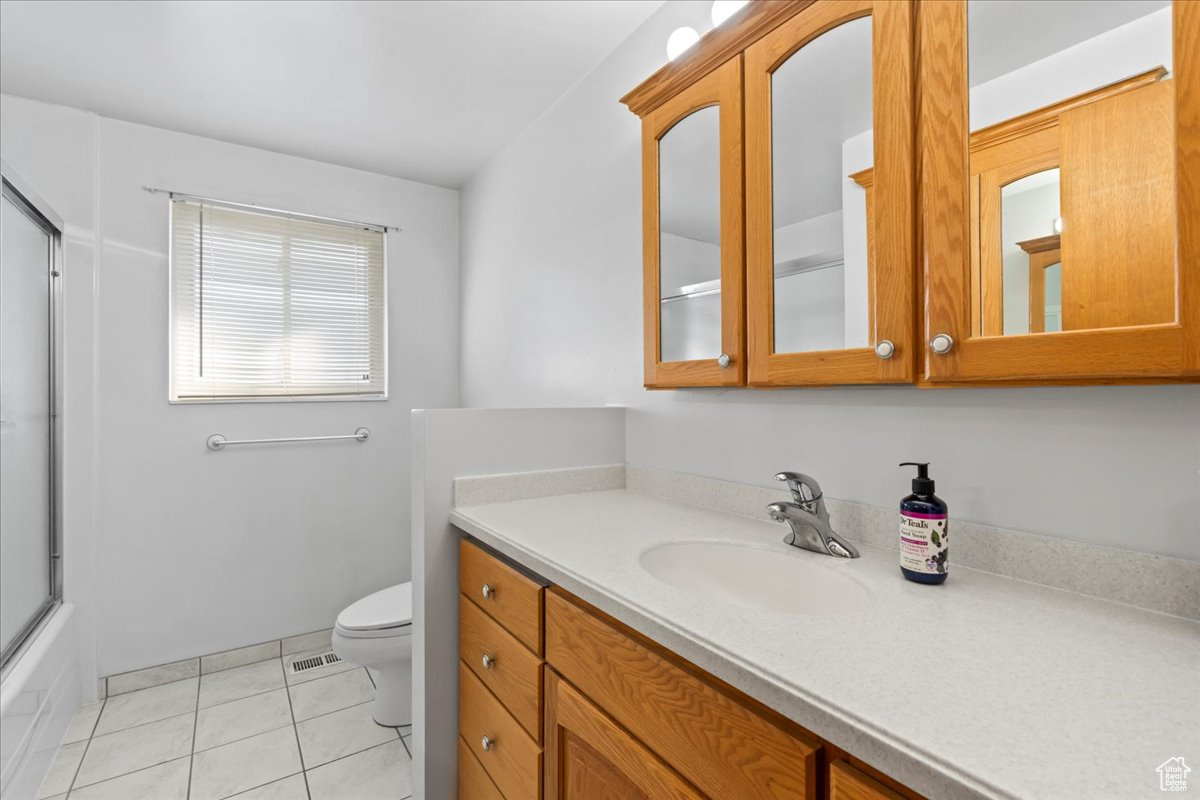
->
[900,512,948,575]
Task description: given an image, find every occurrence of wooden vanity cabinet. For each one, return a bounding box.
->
[828,760,908,800]
[545,589,820,800]
[458,539,546,799]
[545,669,705,799]
[458,538,925,800]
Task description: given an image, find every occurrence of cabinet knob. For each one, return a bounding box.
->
[929,334,954,355]
[481,653,496,670]
[717,353,731,368]
[481,583,495,600]
[481,735,495,752]
[874,340,895,360]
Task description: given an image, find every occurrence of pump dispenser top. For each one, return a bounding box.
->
[900,462,935,495]
[897,461,948,584]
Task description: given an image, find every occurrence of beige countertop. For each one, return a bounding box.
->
[450,488,1200,800]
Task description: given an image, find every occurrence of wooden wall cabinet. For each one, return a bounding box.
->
[624,0,1199,388]
[919,0,1200,382]
[744,0,916,385]
[640,56,745,387]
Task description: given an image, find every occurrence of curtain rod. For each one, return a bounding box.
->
[141,186,402,233]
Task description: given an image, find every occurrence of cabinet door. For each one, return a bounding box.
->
[544,669,705,800]
[828,760,907,800]
[920,0,1200,381]
[643,56,745,387]
[745,0,916,385]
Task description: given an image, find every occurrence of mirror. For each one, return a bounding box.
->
[968,0,1175,336]
[1000,168,1060,335]
[659,105,721,363]
[770,15,873,354]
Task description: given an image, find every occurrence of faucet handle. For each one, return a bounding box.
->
[774,472,822,504]
[775,472,829,524]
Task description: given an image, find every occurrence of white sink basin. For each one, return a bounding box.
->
[639,541,872,615]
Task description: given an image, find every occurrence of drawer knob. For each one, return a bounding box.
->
[481,735,495,752]
[481,653,497,670]
[874,339,895,359]
[481,583,495,600]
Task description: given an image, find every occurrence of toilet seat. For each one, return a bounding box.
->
[335,582,412,639]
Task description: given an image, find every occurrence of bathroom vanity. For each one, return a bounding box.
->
[448,477,1199,800]
[456,537,913,800]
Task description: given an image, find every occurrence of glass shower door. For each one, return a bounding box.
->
[0,177,59,668]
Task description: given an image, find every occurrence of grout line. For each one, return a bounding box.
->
[70,720,297,792]
[63,696,106,796]
[194,721,295,756]
[188,679,381,757]
[86,709,196,742]
[72,752,192,793]
[53,664,380,798]
[296,697,381,728]
[187,668,201,800]
[66,755,191,797]
[220,771,305,799]
[285,663,357,688]
[303,737,406,776]
[281,658,313,800]
[104,639,338,696]
[54,690,400,800]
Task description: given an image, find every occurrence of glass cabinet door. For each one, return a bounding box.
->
[745,0,916,385]
[642,56,744,388]
[921,0,1200,381]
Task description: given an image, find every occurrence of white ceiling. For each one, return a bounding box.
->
[0,0,662,188]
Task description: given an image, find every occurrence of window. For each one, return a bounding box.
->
[169,198,386,401]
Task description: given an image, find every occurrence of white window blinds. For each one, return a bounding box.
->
[170,198,386,401]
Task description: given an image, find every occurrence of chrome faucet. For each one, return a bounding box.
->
[767,472,860,558]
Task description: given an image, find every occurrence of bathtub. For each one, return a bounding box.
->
[0,605,80,800]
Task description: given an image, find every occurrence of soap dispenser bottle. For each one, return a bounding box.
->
[898,462,948,584]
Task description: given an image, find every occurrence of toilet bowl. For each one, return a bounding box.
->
[331,582,412,727]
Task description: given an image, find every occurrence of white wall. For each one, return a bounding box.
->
[459,2,1200,562]
[660,232,719,290]
[2,94,460,678]
[411,407,624,799]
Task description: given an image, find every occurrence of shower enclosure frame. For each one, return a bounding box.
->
[0,161,63,674]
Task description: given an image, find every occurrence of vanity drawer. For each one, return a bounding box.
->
[461,592,543,741]
[545,589,819,800]
[459,662,542,800]
[460,538,545,655]
[829,760,908,800]
[458,736,505,800]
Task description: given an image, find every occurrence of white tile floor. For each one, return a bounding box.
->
[38,650,413,800]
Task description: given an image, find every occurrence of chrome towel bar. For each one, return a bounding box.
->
[206,427,369,451]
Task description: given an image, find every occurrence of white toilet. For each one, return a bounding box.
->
[331,582,413,727]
